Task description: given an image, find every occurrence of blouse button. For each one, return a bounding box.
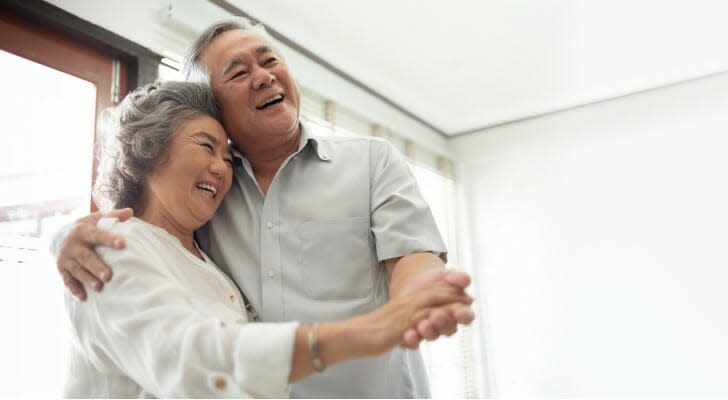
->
[214,377,227,390]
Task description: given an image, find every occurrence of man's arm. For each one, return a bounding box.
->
[53,208,133,300]
[385,252,476,348]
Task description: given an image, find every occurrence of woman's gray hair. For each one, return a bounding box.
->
[181,17,279,84]
[93,81,221,212]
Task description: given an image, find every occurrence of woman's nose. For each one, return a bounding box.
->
[210,156,228,176]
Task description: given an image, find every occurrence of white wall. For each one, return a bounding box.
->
[452,72,728,397]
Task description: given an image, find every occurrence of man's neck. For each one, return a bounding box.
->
[238,124,302,195]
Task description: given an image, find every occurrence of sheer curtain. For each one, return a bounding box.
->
[410,163,478,399]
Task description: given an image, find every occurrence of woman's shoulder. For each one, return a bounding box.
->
[97,217,177,244]
[95,217,170,261]
[98,216,149,235]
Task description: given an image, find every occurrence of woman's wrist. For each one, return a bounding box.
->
[317,319,367,364]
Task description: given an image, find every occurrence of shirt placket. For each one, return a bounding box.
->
[259,178,283,322]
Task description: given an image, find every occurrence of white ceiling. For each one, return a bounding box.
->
[227,0,728,135]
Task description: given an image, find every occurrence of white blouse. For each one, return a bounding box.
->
[64,217,298,398]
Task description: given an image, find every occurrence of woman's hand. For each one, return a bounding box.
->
[289,282,473,382]
[353,281,473,358]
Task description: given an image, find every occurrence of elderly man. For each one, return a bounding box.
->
[56,18,474,398]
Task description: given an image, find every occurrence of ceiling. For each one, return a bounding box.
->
[225,0,728,136]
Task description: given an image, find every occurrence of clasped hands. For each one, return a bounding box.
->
[397,268,476,349]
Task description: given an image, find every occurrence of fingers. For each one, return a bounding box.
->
[75,247,113,283]
[410,288,476,343]
[56,219,120,299]
[402,328,421,349]
[83,224,125,250]
[61,270,87,301]
[417,308,456,341]
[104,207,134,222]
[417,319,438,341]
[452,304,476,324]
[67,261,103,292]
[443,270,471,289]
[422,283,472,308]
[430,308,458,337]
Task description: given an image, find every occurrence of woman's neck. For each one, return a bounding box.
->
[137,204,203,260]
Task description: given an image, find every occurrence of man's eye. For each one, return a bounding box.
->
[230,70,247,80]
[264,57,277,65]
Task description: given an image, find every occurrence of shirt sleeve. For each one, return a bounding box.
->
[369,138,448,263]
[68,232,298,398]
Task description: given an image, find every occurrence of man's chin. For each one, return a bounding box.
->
[264,116,300,137]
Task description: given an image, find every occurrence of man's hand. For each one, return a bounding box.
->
[385,254,476,349]
[400,268,475,349]
[54,208,133,300]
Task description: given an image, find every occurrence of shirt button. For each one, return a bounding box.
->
[266,222,273,229]
[228,294,236,302]
[214,377,227,390]
[267,270,276,278]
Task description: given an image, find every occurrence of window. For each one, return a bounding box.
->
[0,10,128,397]
[410,162,478,398]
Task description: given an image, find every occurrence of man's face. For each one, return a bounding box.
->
[198,29,301,148]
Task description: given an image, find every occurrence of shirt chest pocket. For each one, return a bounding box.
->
[298,217,376,301]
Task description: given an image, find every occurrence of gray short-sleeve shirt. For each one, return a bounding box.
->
[197,121,446,398]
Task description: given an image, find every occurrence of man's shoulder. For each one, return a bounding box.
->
[304,121,387,144]
[307,129,393,156]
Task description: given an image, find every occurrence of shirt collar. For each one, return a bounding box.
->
[299,121,332,162]
[231,120,333,163]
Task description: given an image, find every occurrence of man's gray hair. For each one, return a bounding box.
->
[181,17,279,84]
[93,81,221,212]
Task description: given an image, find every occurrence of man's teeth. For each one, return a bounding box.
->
[196,183,217,197]
[256,94,284,110]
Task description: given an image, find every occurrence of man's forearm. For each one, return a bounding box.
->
[386,252,445,298]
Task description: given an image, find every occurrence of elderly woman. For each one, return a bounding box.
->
[64,81,469,398]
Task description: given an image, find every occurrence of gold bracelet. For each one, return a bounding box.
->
[307,322,326,372]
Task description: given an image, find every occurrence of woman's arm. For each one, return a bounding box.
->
[71,227,471,396]
[287,282,472,382]
[70,233,297,398]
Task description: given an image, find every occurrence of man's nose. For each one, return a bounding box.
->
[252,67,275,89]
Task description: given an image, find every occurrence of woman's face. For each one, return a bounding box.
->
[143,114,233,233]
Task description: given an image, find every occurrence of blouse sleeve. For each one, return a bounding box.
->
[67,232,298,398]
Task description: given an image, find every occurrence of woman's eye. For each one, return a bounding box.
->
[224,158,234,166]
[201,143,213,151]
